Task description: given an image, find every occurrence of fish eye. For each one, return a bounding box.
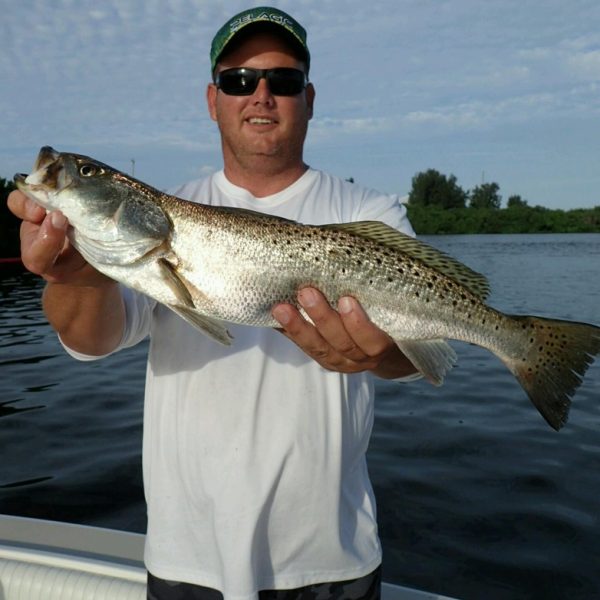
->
[80,164,103,177]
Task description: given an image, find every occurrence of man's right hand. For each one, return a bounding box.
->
[7,190,109,286]
[8,189,125,356]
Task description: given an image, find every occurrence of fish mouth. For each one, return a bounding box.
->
[14,146,64,192]
[13,173,28,187]
[34,146,61,171]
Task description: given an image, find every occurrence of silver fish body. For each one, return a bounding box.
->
[15,147,600,430]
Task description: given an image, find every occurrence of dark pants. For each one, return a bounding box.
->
[147,566,381,600]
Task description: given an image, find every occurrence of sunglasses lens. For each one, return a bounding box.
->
[217,69,259,95]
[267,68,306,96]
[216,68,306,96]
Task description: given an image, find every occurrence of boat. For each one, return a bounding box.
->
[0,514,457,599]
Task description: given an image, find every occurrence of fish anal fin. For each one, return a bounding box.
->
[395,338,457,386]
[321,221,490,301]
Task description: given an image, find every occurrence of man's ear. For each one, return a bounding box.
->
[305,82,315,120]
[206,83,218,122]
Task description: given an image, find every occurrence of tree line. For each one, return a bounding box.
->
[406,169,600,234]
[2,170,599,258]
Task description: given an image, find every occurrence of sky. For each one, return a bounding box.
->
[2,0,600,210]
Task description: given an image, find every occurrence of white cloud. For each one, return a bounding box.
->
[567,49,600,79]
[2,0,600,208]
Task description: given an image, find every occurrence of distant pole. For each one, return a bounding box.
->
[131,159,136,177]
[481,170,485,184]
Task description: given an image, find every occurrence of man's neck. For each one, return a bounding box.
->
[223,162,309,198]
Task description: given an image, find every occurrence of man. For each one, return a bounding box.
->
[8,7,417,599]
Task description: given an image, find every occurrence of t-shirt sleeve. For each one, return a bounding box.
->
[59,285,156,361]
[353,189,416,238]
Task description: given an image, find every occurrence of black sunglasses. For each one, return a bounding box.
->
[214,67,308,96]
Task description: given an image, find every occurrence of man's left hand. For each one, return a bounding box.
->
[272,287,417,379]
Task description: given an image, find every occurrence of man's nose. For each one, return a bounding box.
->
[252,76,274,103]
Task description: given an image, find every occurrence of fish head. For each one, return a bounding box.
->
[14,146,64,209]
[14,146,128,224]
[14,147,171,266]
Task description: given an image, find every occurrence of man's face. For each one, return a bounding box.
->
[207,32,315,174]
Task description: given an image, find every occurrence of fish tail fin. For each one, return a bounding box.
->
[506,316,600,430]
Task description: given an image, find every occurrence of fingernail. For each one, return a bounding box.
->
[298,288,317,308]
[339,297,353,314]
[51,212,67,229]
[272,306,290,326]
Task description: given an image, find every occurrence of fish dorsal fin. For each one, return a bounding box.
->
[323,221,490,300]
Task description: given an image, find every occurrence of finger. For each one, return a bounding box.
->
[272,302,340,365]
[297,288,367,362]
[7,190,46,222]
[337,296,395,357]
[21,211,70,275]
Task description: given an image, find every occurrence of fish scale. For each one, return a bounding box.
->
[15,146,600,430]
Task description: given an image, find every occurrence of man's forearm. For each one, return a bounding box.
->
[43,280,126,356]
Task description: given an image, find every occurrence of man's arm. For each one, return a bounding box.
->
[7,190,125,356]
[272,288,418,379]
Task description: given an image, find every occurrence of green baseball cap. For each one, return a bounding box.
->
[210,6,310,73]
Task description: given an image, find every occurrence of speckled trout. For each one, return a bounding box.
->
[15,147,600,430]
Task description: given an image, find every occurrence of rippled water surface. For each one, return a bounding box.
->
[1,234,599,599]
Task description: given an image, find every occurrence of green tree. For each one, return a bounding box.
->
[507,194,528,208]
[470,182,501,209]
[409,169,467,209]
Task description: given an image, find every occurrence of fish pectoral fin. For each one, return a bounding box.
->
[395,339,457,386]
[158,258,233,345]
[168,305,233,346]
[158,258,195,308]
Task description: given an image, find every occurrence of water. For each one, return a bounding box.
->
[1,234,599,599]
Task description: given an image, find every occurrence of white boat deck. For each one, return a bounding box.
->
[0,514,456,600]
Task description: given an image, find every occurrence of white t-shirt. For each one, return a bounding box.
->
[67,169,415,600]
